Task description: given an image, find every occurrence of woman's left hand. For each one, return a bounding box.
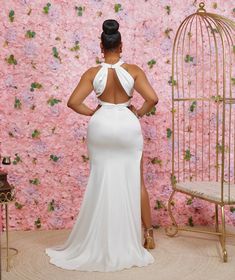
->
[127,105,139,118]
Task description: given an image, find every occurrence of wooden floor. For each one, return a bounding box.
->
[1,226,235,280]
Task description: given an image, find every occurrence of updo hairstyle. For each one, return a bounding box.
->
[101,19,121,50]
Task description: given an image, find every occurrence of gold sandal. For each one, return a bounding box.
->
[143,227,155,249]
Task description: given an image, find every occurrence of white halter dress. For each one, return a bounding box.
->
[45,59,155,272]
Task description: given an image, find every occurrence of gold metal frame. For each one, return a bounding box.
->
[165,2,235,262]
[0,188,19,272]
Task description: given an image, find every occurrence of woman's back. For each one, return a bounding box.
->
[91,60,138,104]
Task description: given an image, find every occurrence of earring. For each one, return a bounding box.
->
[101,49,105,59]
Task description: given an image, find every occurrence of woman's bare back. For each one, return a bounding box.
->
[90,63,138,104]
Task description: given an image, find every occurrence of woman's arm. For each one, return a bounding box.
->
[133,66,159,117]
[67,68,97,116]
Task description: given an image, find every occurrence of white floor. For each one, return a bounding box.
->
[1,226,235,280]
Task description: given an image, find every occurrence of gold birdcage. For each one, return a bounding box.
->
[165,2,235,262]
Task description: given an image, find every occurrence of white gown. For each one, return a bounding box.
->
[45,59,155,272]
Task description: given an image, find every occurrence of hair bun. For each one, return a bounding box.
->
[101,19,121,50]
[102,19,119,35]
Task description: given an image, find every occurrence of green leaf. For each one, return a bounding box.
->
[47,98,62,106]
[69,42,80,51]
[209,27,218,34]
[32,129,41,138]
[151,157,162,166]
[43,3,51,14]
[168,76,177,86]
[147,59,156,69]
[188,216,194,227]
[114,3,122,12]
[52,47,61,62]
[9,10,15,22]
[165,5,171,15]
[50,154,60,162]
[231,77,235,86]
[48,199,55,211]
[25,30,36,38]
[29,178,40,185]
[189,100,197,112]
[13,153,22,165]
[34,218,41,228]
[52,47,59,59]
[164,28,173,39]
[170,174,177,185]
[185,54,194,63]
[167,128,172,139]
[211,95,223,103]
[170,200,175,206]
[230,206,235,213]
[30,82,42,91]
[184,149,192,161]
[75,6,85,16]
[15,201,23,209]
[96,57,102,64]
[154,200,165,210]
[6,54,17,65]
[216,143,223,153]
[186,197,193,205]
[187,32,193,38]
[14,97,22,109]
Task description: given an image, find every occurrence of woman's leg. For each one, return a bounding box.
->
[140,154,155,249]
[140,153,152,229]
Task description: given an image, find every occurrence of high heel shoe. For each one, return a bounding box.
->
[143,227,155,249]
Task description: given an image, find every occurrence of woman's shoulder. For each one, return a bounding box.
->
[122,62,145,79]
[123,62,144,72]
[81,65,102,81]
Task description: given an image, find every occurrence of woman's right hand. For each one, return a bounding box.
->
[92,104,102,115]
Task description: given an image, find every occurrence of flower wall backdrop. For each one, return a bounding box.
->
[0,0,235,231]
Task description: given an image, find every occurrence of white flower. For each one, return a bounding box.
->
[24,41,38,56]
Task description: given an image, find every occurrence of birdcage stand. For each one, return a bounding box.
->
[165,1,235,263]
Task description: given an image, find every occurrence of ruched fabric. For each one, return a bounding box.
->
[93,59,134,97]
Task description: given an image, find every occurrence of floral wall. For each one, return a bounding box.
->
[0,0,234,231]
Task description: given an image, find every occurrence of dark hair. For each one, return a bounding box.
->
[101,19,121,50]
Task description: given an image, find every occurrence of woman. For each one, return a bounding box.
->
[45,19,158,272]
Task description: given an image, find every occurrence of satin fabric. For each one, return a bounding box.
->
[93,59,134,97]
[46,101,154,272]
[45,61,155,272]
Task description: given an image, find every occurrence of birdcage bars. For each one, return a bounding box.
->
[165,2,235,262]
